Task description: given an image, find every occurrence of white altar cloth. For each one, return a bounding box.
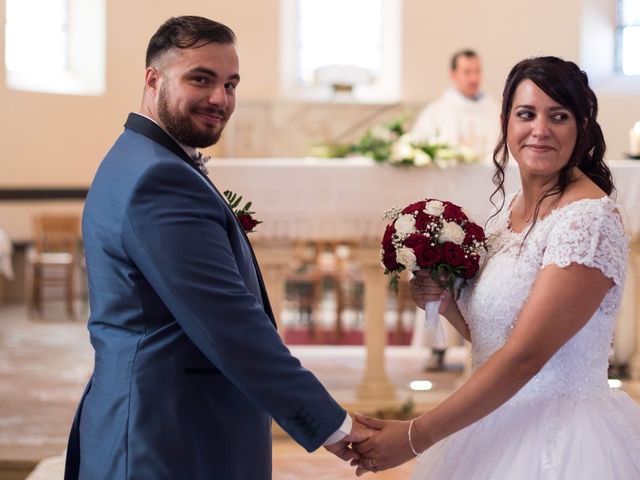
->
[210,158,639,238]
[211,157,520,240]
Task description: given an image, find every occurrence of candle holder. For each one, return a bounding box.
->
[628,121,640,159]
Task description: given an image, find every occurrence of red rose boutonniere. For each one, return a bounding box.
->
[223,190,262,234]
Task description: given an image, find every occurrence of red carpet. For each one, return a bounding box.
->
[283,328,412,346]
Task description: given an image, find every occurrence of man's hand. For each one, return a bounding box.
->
[324,417,377,462]
[351,415,417,476]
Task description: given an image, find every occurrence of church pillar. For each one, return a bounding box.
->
[353,241,396,402]
[627,236,640,380]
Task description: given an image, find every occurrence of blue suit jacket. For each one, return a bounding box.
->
[64,114,346,480]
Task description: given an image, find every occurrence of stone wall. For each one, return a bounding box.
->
[218,101,425,158]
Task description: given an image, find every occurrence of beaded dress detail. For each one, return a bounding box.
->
[413,195,640,480]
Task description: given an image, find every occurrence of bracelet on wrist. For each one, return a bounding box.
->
[408,418,421,459]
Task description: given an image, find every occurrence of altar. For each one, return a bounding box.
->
[211,157,640,399]
[210,157,521,241]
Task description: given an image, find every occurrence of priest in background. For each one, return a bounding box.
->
[410,50,499,371]
[410,49,499,164]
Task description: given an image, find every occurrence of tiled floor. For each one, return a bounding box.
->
[1,303,638,480]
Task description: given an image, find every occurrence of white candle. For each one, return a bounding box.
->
[630,122,640,156]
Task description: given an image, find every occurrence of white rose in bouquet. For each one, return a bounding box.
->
[439,221,466,245]
[424,200,444,216]
[396,247,418,271]
[394,214,416,235]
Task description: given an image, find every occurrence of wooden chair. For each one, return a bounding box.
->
[284,241,413,344]
[284,241,343,338]
[285,268,323,337]
[27,214,81,319]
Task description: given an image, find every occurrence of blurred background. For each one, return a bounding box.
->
[1,1,639,479]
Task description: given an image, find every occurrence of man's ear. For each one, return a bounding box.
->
[144,67,161,97]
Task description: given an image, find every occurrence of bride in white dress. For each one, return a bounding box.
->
[352,56,640,479]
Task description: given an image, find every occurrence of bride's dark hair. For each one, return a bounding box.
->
[490,56,614,225]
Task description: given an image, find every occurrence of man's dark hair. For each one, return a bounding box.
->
[146,16,236,67]
[450,49,478,71]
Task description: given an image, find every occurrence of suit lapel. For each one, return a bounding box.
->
[123,113,276,326]
[124,113,195,166]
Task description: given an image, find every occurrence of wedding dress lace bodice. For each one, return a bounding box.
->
[457,194,628,404]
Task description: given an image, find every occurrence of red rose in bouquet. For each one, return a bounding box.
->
[381,198,488,345]
[443,242,465,266]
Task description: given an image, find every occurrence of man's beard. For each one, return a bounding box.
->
[157,85,224,148]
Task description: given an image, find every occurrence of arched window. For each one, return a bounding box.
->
[280,0,401,102]
[4,0,106,95]
[616,0,640,75]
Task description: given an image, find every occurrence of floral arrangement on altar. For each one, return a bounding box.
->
[381,198,487,344]
[310,117,479,168]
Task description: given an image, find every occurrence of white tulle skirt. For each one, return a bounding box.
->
[412,391,640,480]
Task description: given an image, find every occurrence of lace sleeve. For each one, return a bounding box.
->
[541,199,628,287]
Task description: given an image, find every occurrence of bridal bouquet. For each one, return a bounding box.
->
[381,199,487,345]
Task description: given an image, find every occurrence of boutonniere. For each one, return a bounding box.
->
[223,190,262,233]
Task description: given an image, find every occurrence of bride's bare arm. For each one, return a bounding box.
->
[410,271,471,341]
[355,263,612,474]
[411,262,612,451]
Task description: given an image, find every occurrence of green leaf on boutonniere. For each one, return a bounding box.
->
[223,190,262,233]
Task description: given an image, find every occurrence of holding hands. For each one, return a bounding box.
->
[324,419,378,462]
[325,413,426,476]
[351,415,419,476]
[324,274,450,475]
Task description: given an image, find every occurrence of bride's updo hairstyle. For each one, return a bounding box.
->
[490,56,614,219]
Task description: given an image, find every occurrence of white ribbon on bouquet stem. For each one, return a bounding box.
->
[422,276,462,347]
[423,299,446,347]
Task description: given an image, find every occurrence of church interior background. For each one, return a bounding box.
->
[1,0,639,478]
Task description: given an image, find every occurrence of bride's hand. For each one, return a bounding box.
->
[410,270,453,313]
[351,415,416,476]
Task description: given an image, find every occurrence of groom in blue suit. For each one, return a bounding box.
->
[64,16,371,479]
